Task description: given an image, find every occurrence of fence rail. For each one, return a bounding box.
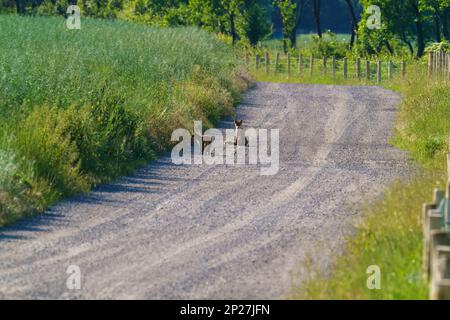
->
[245,52,407,83]
[423,141,450,299]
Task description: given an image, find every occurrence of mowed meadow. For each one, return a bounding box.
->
[0,15,250,226]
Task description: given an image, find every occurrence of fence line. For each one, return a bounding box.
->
[428,50,450,81]
[423,141,450,300]
[246,52,406,82]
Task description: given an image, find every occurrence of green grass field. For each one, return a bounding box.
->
[261,33,351,52]
[246,51,409,86]
[0,15,249,226]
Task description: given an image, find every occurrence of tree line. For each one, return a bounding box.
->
[2,0,449,57]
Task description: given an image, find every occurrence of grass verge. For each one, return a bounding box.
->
[290,63,450,299]
[0,15,250,226]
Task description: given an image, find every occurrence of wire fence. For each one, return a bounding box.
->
[428,50,450,81]
[244,52,407,83]
[423,141,450,300]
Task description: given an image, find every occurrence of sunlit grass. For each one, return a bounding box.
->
[292,63,450,300]
[294,172,446,300]
[391,65,450,171]
[260,33,351,52]
[0,14,248,226]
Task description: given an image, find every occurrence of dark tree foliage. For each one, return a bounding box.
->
[0,0,448,54]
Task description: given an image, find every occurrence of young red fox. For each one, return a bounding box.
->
[233,120,249,147]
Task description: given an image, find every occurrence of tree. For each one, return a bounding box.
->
[312,0,322,38]
[344,0,359,48]
[274,0,306,51]
[187,0,270,46]
[357,0,392,55]
[221,0,240,45]
[389,0,417,55]
[289,0,306,48]
[357,0,429,57]
[15,0,26,14]
[411,0,426,57]
[239,1,272,46]
[425,0,450,40]
[274,0,297,51]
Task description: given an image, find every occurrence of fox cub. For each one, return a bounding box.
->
[233,120,249,147]
[195,120,249,154]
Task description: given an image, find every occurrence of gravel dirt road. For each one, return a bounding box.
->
[0,83,409,299]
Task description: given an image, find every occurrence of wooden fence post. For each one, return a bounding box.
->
[446,178,450,226]
[435,51,439,75]
[275,52,280,74]
[287,53,291,79]
[430,245,450,300]
[388,60,393,80]
[423,188,445,280]
[377,60,382,83]
[436,51,439,75]
[428,51,434,76]
[343,57,348,79]
[443,51,447,76]
[436,51,440,75]
[423,139,450,300]
[264,51,269,74]
[356,57,361,79]
[332,56,336,78]
[448,140,450,181]
[429,232,450,299]
[366,60,371,81]
[402,60,406,79]
[255,54,260,71]
[310,55,314,77]
[448,53,450,82]
[298,54,303,78]
[447,53,450,80]
[323,57,327,76]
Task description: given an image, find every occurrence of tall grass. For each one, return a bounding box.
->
[0,15,250,226]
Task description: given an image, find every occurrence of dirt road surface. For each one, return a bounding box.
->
[0,83,409,299]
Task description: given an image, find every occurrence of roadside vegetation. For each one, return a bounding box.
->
[0,15,249,226]
[292,61,450,299]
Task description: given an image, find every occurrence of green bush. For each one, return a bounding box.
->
[391,66,450,170]
[425,41,450,53]
[307,31,348,59]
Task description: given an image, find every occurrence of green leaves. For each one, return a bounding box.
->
[274,0,297,44]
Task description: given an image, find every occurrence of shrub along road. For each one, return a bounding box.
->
[0,83,410,299]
